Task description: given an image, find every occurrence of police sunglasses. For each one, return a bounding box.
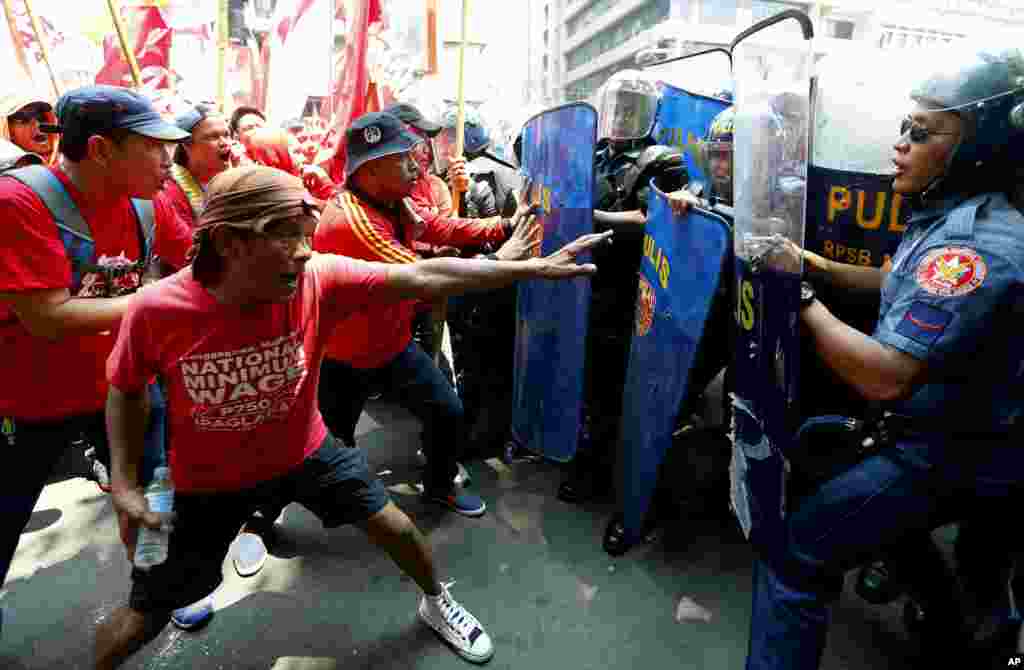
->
[899,116,958,144]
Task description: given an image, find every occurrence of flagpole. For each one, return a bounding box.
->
[23,0,61,97]
[106,0,143,88]
[217,0,229,112]
[2,0,33,83]
[450,0,470,215]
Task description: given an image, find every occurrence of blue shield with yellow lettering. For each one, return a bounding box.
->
[617,184,731,544]
[511,103,597,462]
[650,82,729,188]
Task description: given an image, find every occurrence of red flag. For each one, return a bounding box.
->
[325,0,383,185]
[96,7,173,91]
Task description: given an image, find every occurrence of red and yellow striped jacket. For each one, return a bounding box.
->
[314,186,508,369]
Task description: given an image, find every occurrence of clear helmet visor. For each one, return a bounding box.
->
[596,72,659,141]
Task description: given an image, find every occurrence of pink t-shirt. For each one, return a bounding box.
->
[107,255,390,493]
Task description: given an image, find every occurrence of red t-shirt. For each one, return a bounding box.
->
[158,178,199,227]
[106,256,390,493]
[0,167,193,421]
[314,190,507,369]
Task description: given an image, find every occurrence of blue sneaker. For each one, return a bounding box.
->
[170,598,214,631]
[423,489,487,517]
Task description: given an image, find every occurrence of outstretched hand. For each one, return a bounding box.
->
[537,229,613,279]
[496,213,543,261]
[667,189,700,216]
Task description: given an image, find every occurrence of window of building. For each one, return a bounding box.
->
[825,18,855,39]
[544,54,549,71]
[566,0,670,73]
[567,0,620,39]
[877,24,965,49]
[701,0,737,26]
[544,28,549,46]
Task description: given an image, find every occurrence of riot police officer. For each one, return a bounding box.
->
[747,43,1024,669]
[436,107,525,459]
[558,70,691,555]
[437,107,521,219]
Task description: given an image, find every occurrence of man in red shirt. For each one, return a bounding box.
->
[161,104,233,226]
[97,164,609,668]
[314,112,537,517]
[0,85,192,626]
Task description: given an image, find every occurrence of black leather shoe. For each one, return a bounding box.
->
[603,516,659,557]
[856,560,905,605]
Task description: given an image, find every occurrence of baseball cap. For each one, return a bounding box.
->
[0,91,51,119]
[174,102,219,135]
[41,85,190,145]
[383,102,442,137]
[345,112,422,178]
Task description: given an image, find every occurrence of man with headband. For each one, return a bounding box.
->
[96,165,611,667]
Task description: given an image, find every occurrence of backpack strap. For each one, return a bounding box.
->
[130,198,156,263]
[4,165,93,243]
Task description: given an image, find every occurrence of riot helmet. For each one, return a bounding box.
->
[596,69,659,142]
[704,105,734,204]
[904,43,1024,199]
[437,107,492,164]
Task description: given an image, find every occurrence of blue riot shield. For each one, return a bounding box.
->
[511,103,597,462]
[650,82,729,188]
[617,184,731,544]
[729,10,814,554]
[644,47,732,188]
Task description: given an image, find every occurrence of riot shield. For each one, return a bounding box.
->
[728,10,813,549]
[642,47,733,101]
[645,48,732,189]
[799,50,917,419]
[617,184,731,544]
[511,103,597,462]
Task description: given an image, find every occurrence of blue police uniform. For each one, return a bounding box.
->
[746,191,1024,670]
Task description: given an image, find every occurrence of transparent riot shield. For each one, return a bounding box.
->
[641,47,733,102]
[728,10,813,548]
[643,48,732,190]
[798,49,919,422]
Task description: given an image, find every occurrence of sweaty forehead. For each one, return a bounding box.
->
[909,105,961,130]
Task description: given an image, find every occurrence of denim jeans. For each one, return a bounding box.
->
[318,342,461,495]
[746,439,1024,670]
[0,381,167,589]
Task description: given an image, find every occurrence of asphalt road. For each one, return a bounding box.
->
[1,401,929,670]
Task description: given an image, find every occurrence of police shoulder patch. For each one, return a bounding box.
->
[914,246,987,297]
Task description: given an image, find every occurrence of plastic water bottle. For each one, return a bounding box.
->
[134,467,173,570]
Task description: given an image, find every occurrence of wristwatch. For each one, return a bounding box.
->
[800,281,816,309]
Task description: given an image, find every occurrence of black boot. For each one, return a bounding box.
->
[602,514,659,556]
[557,472,602,504]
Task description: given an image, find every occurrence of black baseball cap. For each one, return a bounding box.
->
[42,85,189,145]
[345,112,423,178]
[382,102,442,137]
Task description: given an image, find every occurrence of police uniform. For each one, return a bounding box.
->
[748,192,1024,669]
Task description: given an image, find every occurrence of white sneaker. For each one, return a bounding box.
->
[418,581,493,664]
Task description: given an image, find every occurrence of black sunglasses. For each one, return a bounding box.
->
[8,105,50,124]
[900,116,958,144]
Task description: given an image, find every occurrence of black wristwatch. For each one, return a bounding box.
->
[800,281,816,309]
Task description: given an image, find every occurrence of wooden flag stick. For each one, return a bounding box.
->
[217,0,229,112]
[106,0,143,88]
[22,0,61,98]
[2,0,33,83]
[450,0,469,214]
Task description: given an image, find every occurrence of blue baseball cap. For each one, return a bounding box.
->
[42,85,190,147]
[174,102,219,135]
[345,112,422,178]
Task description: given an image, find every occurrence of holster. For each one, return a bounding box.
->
[789,414,885,486]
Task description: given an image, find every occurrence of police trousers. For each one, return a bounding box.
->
[747,438,1024,670]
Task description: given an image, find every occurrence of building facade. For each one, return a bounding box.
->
[533,0,1024,105]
